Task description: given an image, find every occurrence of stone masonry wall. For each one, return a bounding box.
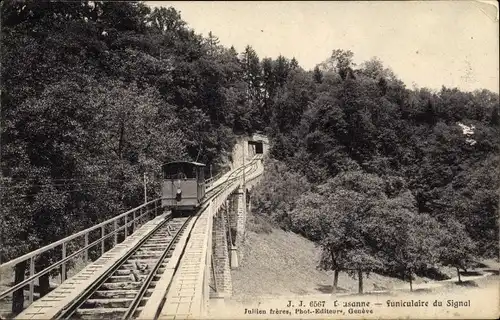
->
[235,186,246,250]
[211,210,232,297]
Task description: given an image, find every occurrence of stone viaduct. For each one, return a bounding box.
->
[210,134,269,300]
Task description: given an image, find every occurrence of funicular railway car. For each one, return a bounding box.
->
[161,161,206,215]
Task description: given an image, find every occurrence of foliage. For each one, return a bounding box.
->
[0,5,252,311]
[252,160,311,230]
[0,0,498,303]
[248,46,498,289]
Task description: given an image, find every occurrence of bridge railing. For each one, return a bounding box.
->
[0,198,164,312]
[205,154,261,188]
[0,158,263,315]
[200,158,264,314]
[204,167,231,187]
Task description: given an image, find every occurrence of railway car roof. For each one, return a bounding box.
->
[162,161,206,167]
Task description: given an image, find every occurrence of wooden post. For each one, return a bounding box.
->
[242,142,246,187]
[144,173,147,204]
[28,257,35,304]
[61,243,67,283]
[133,210,136,232]
[12,260,27,314]
[84,233,89,263]
[125,215,128,238]
[101,226,105,255]
[113,220,118,246]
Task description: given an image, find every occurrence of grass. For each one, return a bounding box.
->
[246,212,273,234]
[232,212,411,301]
[231,211,500,301]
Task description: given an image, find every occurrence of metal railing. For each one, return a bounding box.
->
[204,167,231,187]
[0,157,263,315]
[199,159,264,314]
[0,198,164,309]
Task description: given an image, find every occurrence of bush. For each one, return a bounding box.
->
[247,212,273,234]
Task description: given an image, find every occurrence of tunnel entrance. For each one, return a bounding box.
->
[248,140,263,155]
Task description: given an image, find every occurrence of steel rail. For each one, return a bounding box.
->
[56,215,174,320]
[146,174,248,320]
[55,167,239,320]
[0,158,261,312]
[121,216,194,320]
[205,156,258,191]
[0,206,162,301]
[2,156,259,270]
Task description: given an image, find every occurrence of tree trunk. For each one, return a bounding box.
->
[330,249,339,294]
[456,267,462,283]
[38,274,51,297]
[409,269,413,292]
[12,260,27,315]
[358,269,363,294]
[37,254,52,298]
[332,269,339,294]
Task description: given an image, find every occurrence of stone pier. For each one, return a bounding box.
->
[210,208,232,298]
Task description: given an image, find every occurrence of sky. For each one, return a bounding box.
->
[146,1,499,93]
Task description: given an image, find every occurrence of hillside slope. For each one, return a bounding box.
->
[231,213,411,300]
[231,213,499,302]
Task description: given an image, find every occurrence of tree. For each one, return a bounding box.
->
[491,107,499,126]
[319,49,355,80]
[438,220,476,282]
[98,2,151,32]
[331,49,355,80]
[252,159,311,230]
[401,214,443,291]
[205,31,221,56]
[147,6,186,34]
[437,154,499,257]
[261,57,276,119]
[274,55,290,87]
[240,45,262,103]
[290,171,388,294]
[252,46,498,294]
[240,45,263,129]
[313,65,323,84]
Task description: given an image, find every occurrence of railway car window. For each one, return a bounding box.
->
[163,165,175,179]
[163,165,181,179]
[184,164,196,179]
[163,163,199,179]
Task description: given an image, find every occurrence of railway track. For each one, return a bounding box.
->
[54,160,260,320]
[58,216,192,320]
